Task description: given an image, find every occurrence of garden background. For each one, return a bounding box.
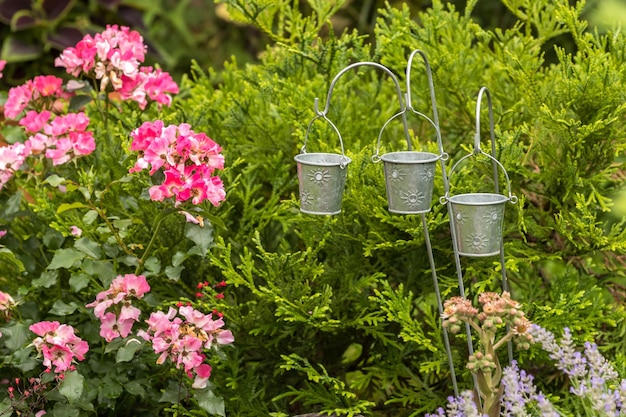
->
[3,0,626,416]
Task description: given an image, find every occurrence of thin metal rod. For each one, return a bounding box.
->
[421,213,459,396]
[314,61,412,151]
[476,87,514,364]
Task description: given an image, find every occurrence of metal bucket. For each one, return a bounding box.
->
[294,152,351,215]
[447,192,508,257]
[381,151,439,214]
[294,114,351,215]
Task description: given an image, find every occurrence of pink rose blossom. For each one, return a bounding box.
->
[86,274,150,343]
[30,321,89,373]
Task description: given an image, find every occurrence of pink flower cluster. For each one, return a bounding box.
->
[0,290,15,312]
[30,321,89,373]
[129,121,226,207]
[55,25,178,109]
[86,274,150,342]
[0,290,15,338]
[1,75,96,189]
[138,306,234,389]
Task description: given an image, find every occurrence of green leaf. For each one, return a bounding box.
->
[1,35,42,62]
[116,338,143,362]
[44,174,65,187]
[49,300,78,316]
[143,256,161,276]
[0,399,11,416]
[48,248,85,269]
[43,228,64,249]
[83,209,98,225]
[82,259,115,286]
[74,237,101,259]
[1,191,22,216]
[50,401,80,417]
[159,380,188,404]
[185,222,214,255]
[0,322,30,350]
[32,270,58,288]
[0,247,25,272]
[69,272,90,292]
[165,264,184,281]
[57,202,88,213]
[59,370,84,403]
[195,388,226,416]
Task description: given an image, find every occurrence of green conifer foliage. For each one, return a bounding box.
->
[181,0,626,414]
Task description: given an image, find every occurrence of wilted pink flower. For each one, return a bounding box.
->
[0,291,15,311]
[70,226,82,236]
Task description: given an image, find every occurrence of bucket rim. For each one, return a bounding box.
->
[294,153,352,167]
[446,192,509,206]
[380,151,439,164]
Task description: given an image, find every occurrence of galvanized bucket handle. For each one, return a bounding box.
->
[372,107,447,163]
[440,87,518,205]
[314,61,412,154]
[300,113,350,169]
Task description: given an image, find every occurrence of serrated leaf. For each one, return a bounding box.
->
[49,300,78,316]
[32,270,58,288]
[0,322,30,350]
[59,371,84,403]
[159,380,188,404]
[196,388,225,416]
[116,339,143,362]
[69,272,90,292]
[74,237,101,259]
[185,222,214,255]
[47,248,85,269]
[165,264,184,281]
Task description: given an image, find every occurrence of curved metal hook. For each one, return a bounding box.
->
[405,50,448,166]
[314,61,412,151]
[475,86,496,156]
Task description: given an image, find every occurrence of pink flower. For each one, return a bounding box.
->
[0,230,5,239]
[0,60,5,78]
[18,111,51,133]
[99,312,134,342]
[0,142,29,190]
[29,321,89,373]
[45,137,74,166]
[141,67,179,107]
[4,82,33,119]
[192,363,212,389]
[0,291,15,311]
[32,75,64,98]
[70,226,82,237]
